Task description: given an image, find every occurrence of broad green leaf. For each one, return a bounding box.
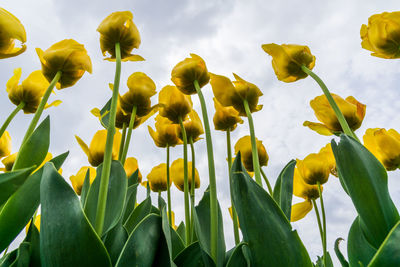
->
[176,221,186,242]
[0,167,35,206]
[84,160,127,235]
[225,243,251,267]
[116,214,162,267]
[99,98,112,129]
[124,197,152,233]
[13,116,50,171]
[194,187,226,267]
[347,217,376,267]
[272,159,296,221]
[25,222,41,267]
[231,153,312,267]
[174,241,208,267]
[40,163,111,267]
[127,169,139,187]
[334,238,349,267]
[122,183,139,223]
[332,135,399,248]
[0,152,68,252]
[80,169,91,207]
[0,242,30,267]
[103,221,128,265]
[368,220,400,266]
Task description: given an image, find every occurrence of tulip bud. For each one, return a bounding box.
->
[234,136,268,172]
[171,158,200,192]
[296,153,330,185]
[213,98,243,131]
[0,8,26,59]
[148,115,181,148]
[124,157,142,182]
[158,85,193,123]
[145,163,171,192]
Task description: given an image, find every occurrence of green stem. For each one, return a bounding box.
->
[166,145,172,226]
[227,129,240,245]
[318,182,327,267]
[194,80,218,263]
[189,137,196,242]
[12,71,62,171]
[120,105,137,165]
[146,182,151,198]
[243,99,262,186]
[179,116,191,246]
[312,198,325,265]
[118,122,127,161]
[0,102,25,138]
[260,168,273,195]
[158,191,162,210]
[301,65,359,141]
[94,43,121,235]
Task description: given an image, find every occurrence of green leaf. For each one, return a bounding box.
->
[127,169,139,187]
[314,252,333,267]
[0,167,35,206]
[103,221,128,265]
[194,187,226,267]
[174,241,209,267]
[0,152,68,252]
[272,159,296,221]
[231,153,312,267]
[176,221,186,242]
[115,214,162,267]
[332,135,399,248]
[80,169,91,207]
[124,197,152,234]
[84,160,127,235]
[0,242,30,267]
[122,183,139,223]
[99,98,112,129]
[25,221,41,267]
[368,220,400,266]
[347,217,376,267]
[40,163,111,267]
[334,238,349,267]
[225,243,251,267]
[13,116,50,171]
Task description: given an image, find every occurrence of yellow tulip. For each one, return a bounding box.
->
[1,152,16,171]
[296,153,330,185]
[75,129,122,167]
[0,131,11,158]
[318,143,337,177]
[213,98,243,131]
[364,128,400,171]
[36,39,92,89]
[25,215,40,233]
[97,11,144,61]
[171,54,210,95]
[303,94,366,136]
[179,110,204,143]
[145,163,171,192]
[261,43,316,83]
[210,73,263,116]
[148,115,181,148]
[158,85,193,123]
[0,8,26,59]
[119,72,157,117]
[360,12,400,59]
[124,157,142,182]
[234,136,268,172]
[171,158,200,192]
[69,166,96,195]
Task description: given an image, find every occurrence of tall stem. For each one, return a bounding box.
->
[318,182,327,267]
[194,80,218,263]
[301,65,359,141]
[166,145,172,226]
[189,137,196,242]
[94,43,121,235]
[120,105,137,165]
[179,116,191,245]
[243,99,262,186]
[227,129,240,245]
[118,122,127,161]
[0,102,25,138]
[12,71,62,171]
[312,198,325,265]
[260,168,273,195]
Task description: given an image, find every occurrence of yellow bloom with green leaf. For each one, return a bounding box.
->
[69,166,96,195]
[171,158,200,192]
[0,8,26,59]
[124,157,142,182]
[158,85,193,123]
[234,135,268,172]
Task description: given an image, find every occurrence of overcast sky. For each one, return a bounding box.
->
[2,0,400,264]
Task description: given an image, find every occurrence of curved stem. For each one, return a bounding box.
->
[120,105,137,165]
[179,116,191,246]
[227,129,240,245]
[118,122,127,161]
[166,145,172,226]
[260,168,273,195]
[189,137,196,242]
[301,65,359,141]
[318,182,327,267]
[0,102,25,138]
[194,80,218,263]
[94,43,121,235]
[243,99,262,186]
[312,198,325,265]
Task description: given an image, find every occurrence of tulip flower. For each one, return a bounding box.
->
[318,144,337,177]
[262,43,315,82]
[360,11,400,59]
[1,153,16,172]
[158,85,193,123]
[0,131,11,158]
[148,115,181,148]
[297,153,331,185]
[124,157,142,182]
[69,166,96,195]
[234,136,268,173]
[25,215,41,233]
[97,11,143,61]
[171,53,210,95]
[364,128,400,171]
[36,39,92,89]
[0,8,26,59]
[303,94,366,136]
[75,129,122,167]
[145,163,171,192]
[171,158,200,192]
[178,110,204,143]
[213,98,243,131]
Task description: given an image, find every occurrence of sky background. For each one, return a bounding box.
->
[2,0,400,265]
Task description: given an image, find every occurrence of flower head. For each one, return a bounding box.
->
[148,115,181,148]
[171,53,210,95]
[36,39,92,89]
[145,163,171,192]
[0,8,26,59]
[124,157,142,182]
[213,98,243,131]
[158,85,193,123]
[97,11,143,61]
[360,12,400,59]
[296,153,330,185]
[303,94,366,136]
[171,158,200,192]
[364,128,400,171]
[210,73,263,116]
[0,131,11,158]
[179,110,204,143]
[234,135,268,172]
[1,153,16,171]
[262,43,315,82]
[69,166,96,195]
[319,143,337,177]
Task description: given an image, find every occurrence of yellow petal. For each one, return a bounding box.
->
[303,121,333,136]
[291,201,313,222]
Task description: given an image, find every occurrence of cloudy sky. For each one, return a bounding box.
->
[2,0,400,264]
